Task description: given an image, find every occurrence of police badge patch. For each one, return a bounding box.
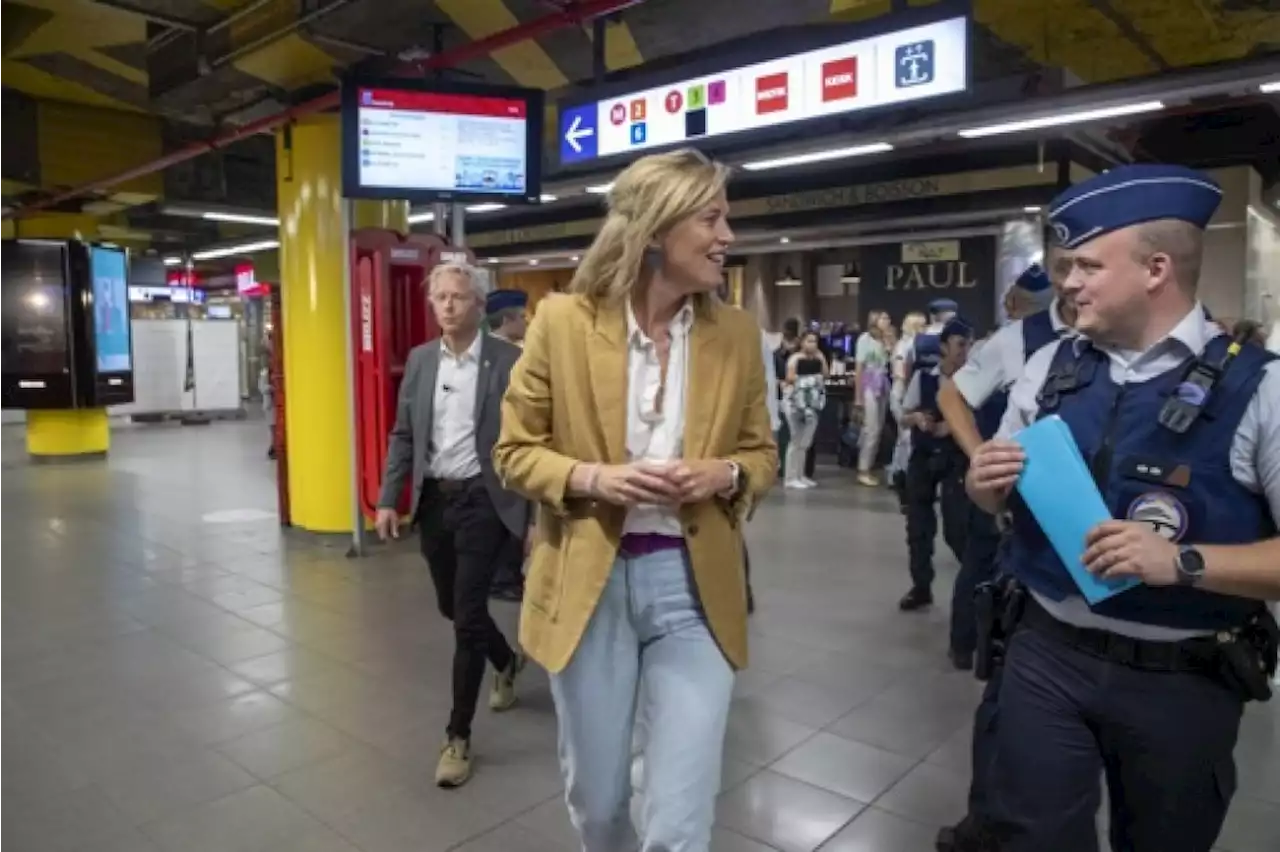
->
[1127,492,1190,542]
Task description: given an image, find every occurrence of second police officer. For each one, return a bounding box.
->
[934,258,1078,850]
[967,163,1280,852]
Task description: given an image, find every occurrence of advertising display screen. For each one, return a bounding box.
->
[342,79,544,204]
[1,240,71,376]
[558,15,967,166]
[89,246,131,373]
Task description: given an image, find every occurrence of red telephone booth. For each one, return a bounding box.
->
[350,229,474,520]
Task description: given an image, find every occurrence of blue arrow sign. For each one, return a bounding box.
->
[559,104,598,165]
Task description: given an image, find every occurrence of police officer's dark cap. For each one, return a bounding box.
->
[941,317,973,341]
[1048,164,1222,250]
[1015,263,1051,293]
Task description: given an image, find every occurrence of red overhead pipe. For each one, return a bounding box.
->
[8,0,644,219]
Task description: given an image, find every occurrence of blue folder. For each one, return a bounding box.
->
[1013,415,1139,605]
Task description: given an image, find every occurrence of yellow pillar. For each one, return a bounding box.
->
[352,199,410,231]
[275,115,409,532]
[17,213,111,462]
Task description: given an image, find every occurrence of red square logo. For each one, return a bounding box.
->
[755,72,789,115]
[630,99,646,121]
[822,57,858,102]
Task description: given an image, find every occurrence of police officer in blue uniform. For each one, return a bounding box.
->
[968,164,1280,852]
[944,264,1066,662]
[904,297,959,380]
[899,316,973,611]
[934,260,1078,850]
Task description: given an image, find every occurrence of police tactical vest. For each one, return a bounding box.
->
[912,332,942,375]
[912,371,955,453]
[1008,337,1276,631]
[975,309,1061,440]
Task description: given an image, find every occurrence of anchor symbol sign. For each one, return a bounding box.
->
[894,40,935,88]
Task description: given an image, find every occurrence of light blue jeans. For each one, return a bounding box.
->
[550,546,735,852]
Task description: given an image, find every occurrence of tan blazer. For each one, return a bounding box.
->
[493,293,777,673]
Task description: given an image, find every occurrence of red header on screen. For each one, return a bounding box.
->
[358,88,528,119]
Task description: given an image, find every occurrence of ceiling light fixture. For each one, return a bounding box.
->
[407,210,436,224]
[775,267,802,287]
[1260,81,1280,94]
[162,257,183,266]
[740,142,894,171]
[529,259,540,266]
[779,237,791,243]
[958,101,1165,138]
[570,255,580,262]
[202,211,279,227]
[585,183,614,194]
[1024,205,1042,213]
[190,239,280,261]
[465,203,507,213]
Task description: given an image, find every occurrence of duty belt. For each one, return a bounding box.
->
[1022,595,1216,674]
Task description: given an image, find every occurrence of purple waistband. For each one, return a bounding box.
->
[619,533,685,556]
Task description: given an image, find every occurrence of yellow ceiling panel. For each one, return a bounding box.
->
[232,32,337,89]
[1111,0,1280,68]
[1,59,143,111]
[7,0,144,57]
[973,0,1157,83]
[435,0,569,90]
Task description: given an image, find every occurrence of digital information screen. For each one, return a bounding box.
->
[89,246,131,373]
[558,16,967,165]
[1,241,70,376]
[351,87,537,202]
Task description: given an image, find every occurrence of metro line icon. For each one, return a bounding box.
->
[821,57,858,102]
[755,72,789,114]
[895,40,935,88]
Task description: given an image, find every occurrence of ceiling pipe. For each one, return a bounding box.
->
[9,0,645,219]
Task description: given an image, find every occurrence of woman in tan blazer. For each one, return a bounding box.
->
[493,148,776,852]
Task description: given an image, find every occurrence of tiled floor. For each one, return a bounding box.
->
[3,419,1278,852]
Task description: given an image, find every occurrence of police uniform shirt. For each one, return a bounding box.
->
[997,304,1280,640]
[952,298,1076,409]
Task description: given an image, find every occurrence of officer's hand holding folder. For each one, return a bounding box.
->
[1013,415,1139,604]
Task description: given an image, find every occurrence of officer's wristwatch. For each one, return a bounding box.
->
[1174,545,1206,587]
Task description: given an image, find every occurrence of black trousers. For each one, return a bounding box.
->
[904,445,969,593]
[988,619,1243,852]
[490,529,525,593]
[417,477,516,740]
[950,504,1002,655]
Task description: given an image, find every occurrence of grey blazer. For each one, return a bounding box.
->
[377,333,528,538]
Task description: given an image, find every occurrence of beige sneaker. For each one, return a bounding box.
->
[435,737,472,788]
[489,651,526,712]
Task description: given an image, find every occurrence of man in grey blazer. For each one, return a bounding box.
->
[375,262,528,790]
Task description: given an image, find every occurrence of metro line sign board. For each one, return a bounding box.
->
[557,16,967,166]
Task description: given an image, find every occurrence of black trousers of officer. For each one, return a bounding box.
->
[948,531,1013,850]
[988,613,1243,852]
[905,445,969,595]
[950,505,1002,655]
[417,477,517,741]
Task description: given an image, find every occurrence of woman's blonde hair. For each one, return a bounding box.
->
[570,148,730,311]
